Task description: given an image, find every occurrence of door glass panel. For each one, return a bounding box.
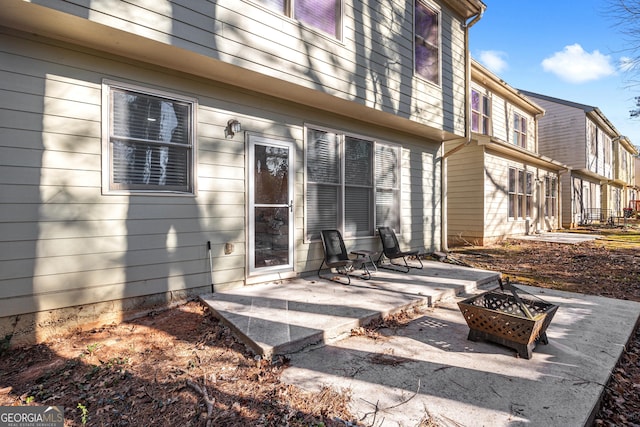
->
[255,145,289,204]
[254,207,289,268]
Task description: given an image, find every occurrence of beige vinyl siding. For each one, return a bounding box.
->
[13,0,468,137]
[483,153,557,240]
[527,97,587,169]
[1,29,443,318]
[400,141,441,251]
[462,68,559,243]
[601,183,619,217]
[625,149,633,183]
[445,143,484,244]
[0,31,243,316]
[483,153,519,241]
[438,3,468,135]
[480,90,538,153]
[618,145,634,183]
[616,145,626,182]
[524,110,537,153]
[504,104,535,151]
[588,121,602,176]
[491,98,537,152]
[585,119,616,180]
[446,143,561,245]
[524,93,629,228]
[446,141,560,245]
[491,94,508,142]
[602,132,613,179]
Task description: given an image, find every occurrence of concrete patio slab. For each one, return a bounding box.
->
[200,261,500,357]
[200,261,640,426]
[281,287,640,426]
[513,232,601,244]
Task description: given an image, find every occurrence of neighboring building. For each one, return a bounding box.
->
[614,136,638,214]
[521,91,638,228]
[0,0,485,344]
[633,156,640,212]
[444,60,565,246]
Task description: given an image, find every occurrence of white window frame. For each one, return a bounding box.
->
[102,80,197,196]
[414,0,441,86]
[304,124,401,242]
[512,112,527,148]
[545,176,557,218]
[252,0,344,40]
[525,171,533,218]
[471,89,491,135]
[508,167,532,220]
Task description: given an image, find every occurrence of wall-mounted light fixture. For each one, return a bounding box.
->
[225,119,242,139]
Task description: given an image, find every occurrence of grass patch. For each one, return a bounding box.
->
[596,233,640,249]
[567,226,640,249]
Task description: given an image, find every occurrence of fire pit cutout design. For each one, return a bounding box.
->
[457,278,558,359]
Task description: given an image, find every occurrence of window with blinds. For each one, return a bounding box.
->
[254,0,342,39]
[105,83,195,194]
[306,129,340,239]
[375,144,400,232]
[305,127,400,241]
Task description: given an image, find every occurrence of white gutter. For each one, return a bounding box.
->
[556,167,570,229]
[440,6,485,252]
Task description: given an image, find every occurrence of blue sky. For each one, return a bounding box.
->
[470,0,639,146]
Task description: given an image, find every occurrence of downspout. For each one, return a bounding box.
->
[440,6,484,252]
[557,168,569,229]
[534,113,542,233]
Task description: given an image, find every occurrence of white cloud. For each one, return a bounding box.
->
[477,50,509,74]
[541,44,615,84]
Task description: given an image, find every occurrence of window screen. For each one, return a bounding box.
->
[107,84,194,193]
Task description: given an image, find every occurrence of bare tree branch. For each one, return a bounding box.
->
[606,0,640,117]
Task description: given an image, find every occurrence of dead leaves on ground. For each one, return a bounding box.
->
[0,302,355,426]
[1,230,639,426]
[452,239,640,301]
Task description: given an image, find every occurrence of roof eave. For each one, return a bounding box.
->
[442,0,486,20]
[475,135,568,171]
[471,60,545,116]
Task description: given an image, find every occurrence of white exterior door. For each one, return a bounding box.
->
[248,136,295,275]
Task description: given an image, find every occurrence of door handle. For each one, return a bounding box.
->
[289,200,293,213]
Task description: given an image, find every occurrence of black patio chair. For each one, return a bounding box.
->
[318,229,370,284]
[376,226,423,273]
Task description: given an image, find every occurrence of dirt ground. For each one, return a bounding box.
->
[0,227,639,426]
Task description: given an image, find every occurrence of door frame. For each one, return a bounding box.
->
[247,134,295,277]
